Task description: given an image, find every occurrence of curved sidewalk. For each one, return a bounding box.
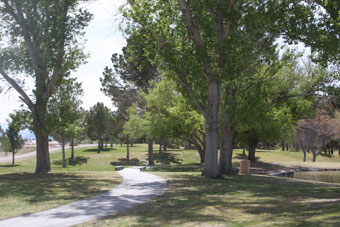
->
[0,144,96,163]
[0,167,167,227]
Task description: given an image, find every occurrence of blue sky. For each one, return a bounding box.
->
[0,0,126,123]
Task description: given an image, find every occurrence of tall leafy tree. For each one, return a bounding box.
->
[48,78,83,168]
[86,103,110,153]
[101,34,159,166]
[0,0,92,173]
[283,0,340,66]
[121,0,303,177]
[145,78,206,163]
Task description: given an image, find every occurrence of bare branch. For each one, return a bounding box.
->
[0,70,34,110]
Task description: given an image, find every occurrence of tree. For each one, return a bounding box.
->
[145,78,206,163]
[0,0,92,173]
[283,1,340,66]
[121,0,307,178]
[48,78,83,168]
[298,110,340,162]
[86,103,110,153]
[0,111,25,165]
[101,35,159,166]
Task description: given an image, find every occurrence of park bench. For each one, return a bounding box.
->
[115,166,124,171]
[139,166,147,171]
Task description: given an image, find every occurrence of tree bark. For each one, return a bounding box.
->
[248,139,258,162]
[312,152,317,162]
[303,149,306,162]
[126,134,130,163]
[12,149,15,166]
[110,137,113,147]
[148,139,155,165]
[159,143,162,154]
[219,124,234,174]
[33,103,51,173]
[197,146,205,163]
[281,140,285,151]
[35,132,51,173]
[61,136,66,168]
[97,138,101,153]
[70,138,74,161]
[202,80,220,178]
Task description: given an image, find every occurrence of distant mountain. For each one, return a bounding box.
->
[0,122,35,139]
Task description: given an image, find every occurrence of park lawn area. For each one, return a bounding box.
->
[239,149,340,169]
[78,146,340,227]
[0,143,199,220]
[1,144,340,224]
[0,145,124,220]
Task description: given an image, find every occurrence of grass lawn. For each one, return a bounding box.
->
[78,146,340,227]
[1,144,340,226]
[0,145,123,220]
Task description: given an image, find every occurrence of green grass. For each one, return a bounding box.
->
[77,146,340,227]
[0,145,123,220]
[2,144,340,226]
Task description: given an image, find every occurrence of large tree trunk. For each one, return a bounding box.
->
[70,138,74,161]
[248,139,258,162]
[61,136,66,168]
[34,105,51,173]
[302,148,306,162]
[126,134,130,163]
[202,80,220,178]
[219,124,234,174]
[35,132,51,173]
[148,139,155,165]
[110,137,113,148]
[281,140,285,151]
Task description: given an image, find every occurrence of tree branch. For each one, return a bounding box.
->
[177,0,211,81]
[4,0,44,75]
[173,77,205,113]
[0,70,34,110]
[47,2,67,97]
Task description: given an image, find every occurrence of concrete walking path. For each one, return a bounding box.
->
[0,144,96,163]
[0,167,167,227]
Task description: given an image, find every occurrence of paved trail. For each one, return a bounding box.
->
[0,144,95,163]
[0,167,167,227]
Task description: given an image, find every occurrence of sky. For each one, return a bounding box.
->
[0,0,126,124]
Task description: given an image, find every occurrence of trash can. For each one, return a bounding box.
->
[239,159,250,174]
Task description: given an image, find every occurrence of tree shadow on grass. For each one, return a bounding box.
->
[153,152,182,165]
[110,158,146,166]
[0,172,120,205]
[0,165,20,168]
[96,172,340,226]
[320,153,334,158]
[83,148,113,152]
[149,163,203,172]
[53,156,89,166]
